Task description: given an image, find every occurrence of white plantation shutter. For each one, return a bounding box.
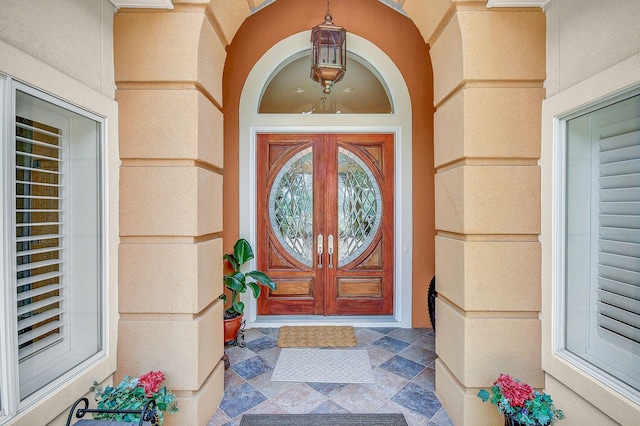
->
[564,91,640,396]
[596,129,640,351]
[12,86,102,401]
[1,78,103,418]
[14,117,67,362]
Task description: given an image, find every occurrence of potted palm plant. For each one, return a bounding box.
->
[221,238,276,344]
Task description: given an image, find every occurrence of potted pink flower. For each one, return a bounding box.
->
[478,374,564,425]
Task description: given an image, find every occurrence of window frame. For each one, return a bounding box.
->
[553,86,640,404]
[0,75,108,422]
[542,52,640,426]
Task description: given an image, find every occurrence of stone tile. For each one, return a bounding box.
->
[380,355,426,380]
[209,327,449,426]
[271,383,328,414]
[224,368,245,392]
[248,369,296,398]
[257,346,281,365]
[365,344,396,367]
[367,327,397,335]
[237,400,288,417]
[391,383,441,419]
[399,343,438,366]
[256,327,280,336]
[413,335,436,352]
[412,366,436,391]
[243,328,268,343]
[231,356,274,380]
[377,399,431,426]
[389,328,428,343]
[429,406,454,426]
[354,328,386,345]
[331,384,389,413]
[363,367,409,398]
[246,336,278,353]
[306,382,351,398]
[206,408,232,426]
[225,346,256,365]
[371,336,411,353]
[312,400,352,414]
[219,382,268,419]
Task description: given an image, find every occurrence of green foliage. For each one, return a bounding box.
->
[90,372,178,425]
[221,239,276,316]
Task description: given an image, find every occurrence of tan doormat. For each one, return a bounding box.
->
[277,326,357,347]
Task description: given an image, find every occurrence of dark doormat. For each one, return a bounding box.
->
[239,413,408,426]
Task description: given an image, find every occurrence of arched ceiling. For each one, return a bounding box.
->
[247,0,408,16]
[259,51,393,114]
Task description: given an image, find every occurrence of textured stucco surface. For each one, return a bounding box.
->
[0,0,116,97]
[545,0,640,97]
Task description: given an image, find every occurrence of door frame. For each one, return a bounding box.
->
[239,32,412,328]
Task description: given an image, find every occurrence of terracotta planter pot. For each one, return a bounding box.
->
[223,314,243,344]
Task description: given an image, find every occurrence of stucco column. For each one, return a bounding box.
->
[426,3,545,425]
[114,5,226,425]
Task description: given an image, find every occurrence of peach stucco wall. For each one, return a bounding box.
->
[222,0,436,328]
[421,2,545,425]
[114,0,545,424]
[114,5,226,425]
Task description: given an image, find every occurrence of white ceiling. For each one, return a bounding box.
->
[259,52,392,114]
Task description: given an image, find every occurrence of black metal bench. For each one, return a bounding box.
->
[65,397,157,426]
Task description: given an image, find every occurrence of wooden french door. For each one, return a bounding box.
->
[256,134,394,316]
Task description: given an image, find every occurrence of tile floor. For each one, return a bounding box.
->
[208,327,453,426]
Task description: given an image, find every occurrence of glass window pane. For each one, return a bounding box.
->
[269,147,314,266]
[564,92,640,393]
[337,147,381,266]
[15,89,102,400]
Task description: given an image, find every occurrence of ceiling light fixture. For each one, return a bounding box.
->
[310,0,346,94]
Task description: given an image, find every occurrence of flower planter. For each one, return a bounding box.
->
[504,415,526,426]
[224,314,243,344]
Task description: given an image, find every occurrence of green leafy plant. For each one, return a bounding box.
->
[90,370,178,425]
[221,238,276,318]
[478,374,564,425]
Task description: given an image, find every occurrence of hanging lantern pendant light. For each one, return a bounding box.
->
[310,0,347,94]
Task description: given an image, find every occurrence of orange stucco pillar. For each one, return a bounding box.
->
[407,1,546,424]
[114,6,226,425]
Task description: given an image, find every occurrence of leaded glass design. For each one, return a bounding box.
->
[337,147,382,265]
[269,147,314,266]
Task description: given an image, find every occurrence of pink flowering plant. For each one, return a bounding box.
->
[478,374,564,425]
[91,370,178,425]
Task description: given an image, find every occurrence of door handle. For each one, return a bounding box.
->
[317,234,323,269]
[327,234,334,269]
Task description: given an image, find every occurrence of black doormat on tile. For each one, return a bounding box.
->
[239,414,408,426]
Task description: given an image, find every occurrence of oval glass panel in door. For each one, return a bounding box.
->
[268,147,314,267]
[337,147,382,266]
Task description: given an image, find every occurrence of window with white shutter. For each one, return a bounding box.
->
[564,90,640,396]
[1,79,104,410]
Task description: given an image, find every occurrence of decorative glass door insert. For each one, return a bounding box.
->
[269,147,314,267]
